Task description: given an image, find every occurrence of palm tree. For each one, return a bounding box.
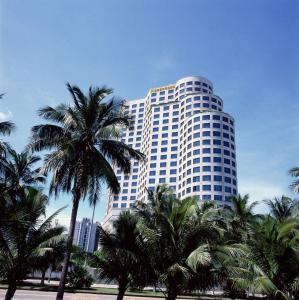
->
[231,216,299,300]
[0,187,65,300]
[0,149,46,190]
[225,194,260,242]
[35,238,66,286]
[29,83,144,300]
[289,167,299,194]
[94,211,152,300]
[265,196,299,222]
[0,94,15,156]
[135,185,223,300]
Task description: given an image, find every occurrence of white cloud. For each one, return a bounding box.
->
[238,181,287,214]
[0,111,12,122]
[46,208,71,230]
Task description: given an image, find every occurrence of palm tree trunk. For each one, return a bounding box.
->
[167,286,178,300]
[41,269,46,286]
[48,267,52,283]
[56,190,80,300]
[166,285,178,300]
[87,203,96,253]
[117,284,126,300]
[5,279,17,300]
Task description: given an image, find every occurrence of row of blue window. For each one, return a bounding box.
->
[180,166,237,175]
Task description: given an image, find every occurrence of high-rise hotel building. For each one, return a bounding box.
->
[103,76,237,224]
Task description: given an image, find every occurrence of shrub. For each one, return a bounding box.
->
[67,265,93,289]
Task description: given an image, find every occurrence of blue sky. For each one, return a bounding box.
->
[1,0,299,226]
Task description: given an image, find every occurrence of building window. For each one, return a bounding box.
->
[203,185,211,191]
[214,175,222,181]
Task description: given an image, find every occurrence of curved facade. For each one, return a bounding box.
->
[104,76,237,224]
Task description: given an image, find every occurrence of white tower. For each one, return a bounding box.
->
[103,76,237,225]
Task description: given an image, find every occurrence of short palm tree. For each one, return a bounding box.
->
[225,194,260,242]
[29,83,143,300]
[135,185,223,300]
[0,187,65,300]
[265,196,299,222]
[231,216,299,299]
[95,211,152,300]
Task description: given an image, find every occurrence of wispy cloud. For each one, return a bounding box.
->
[0,111,13,122]
[238,181,287,214]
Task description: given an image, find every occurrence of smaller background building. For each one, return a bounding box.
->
[73,218,99,252]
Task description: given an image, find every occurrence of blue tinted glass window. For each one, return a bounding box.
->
[203,185,211,191]
[214,185,222,192]
[202,139,210,145]
[225,177,232,183]
[203,131,210,136]
[214,175,222,181]
[203,166,211,172]
[214,157,221,163]
[203,175,211,181]
[225,186,232,193]
[203,148,210,154]
[224,167,231,174]
[203,157,211,162]
[193,167,200,173]
[193,176,200,182]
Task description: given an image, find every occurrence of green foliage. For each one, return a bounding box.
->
[94,211,153,300]
[66,265,93,289]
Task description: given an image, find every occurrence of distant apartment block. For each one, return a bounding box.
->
[73,218,99,252]
[103,76,238,225]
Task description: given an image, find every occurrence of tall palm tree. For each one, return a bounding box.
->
[265,196,299,222]
[289,167,299,194]
[94,211,153,300]
[29,83,144,300]
[0,187,65,300]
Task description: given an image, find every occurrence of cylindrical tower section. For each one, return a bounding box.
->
[176,77,237,206]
